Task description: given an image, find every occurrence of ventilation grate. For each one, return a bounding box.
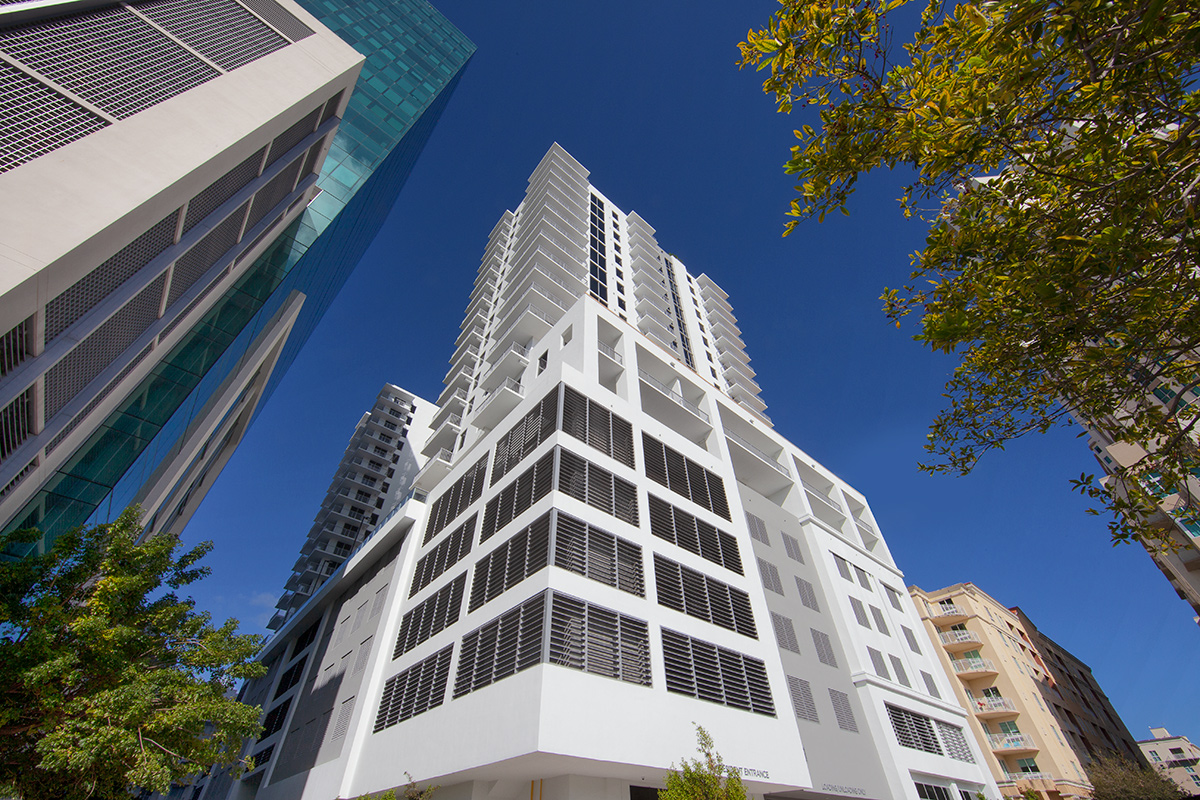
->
[374,645,452,732]
[454,591,546,698]
[392,572,465,659]
[770,612,800,654]
[886,704,941,754]
[0,387,33,462]
[137,0,287,70]
[0,62,106,174]
[468,512,549,612]
[183,146,265,233]
[238,0,314,41]
[902,625,921,654]
[158,266,228,341]
[0,5,217,119]
[868,647,890,679]
[849,597,870,628]
[786,676,819,722]
[246,155,301,230]
[300,134,326,178]
[643,432,730,519]
[830,689,859,732]
[890,654,911,687]
[46,341,152,455]
[273,655,307,699]
[561,385,634,467]
[870,605,890,636]
[265,107,319,167]
[45,213,177,343]
[653,553,754,638]
[757,558,784,595]
[795,577,820,612]
[555,510,644,596]
[648,494,742,575]
[330,696,355,740]
[661,628,774,716]
[425,456,488,541]
[921,670,941,699]
[0,316,31,377]
[811,628,838,667]
[491,385,557,484]
[549,591,651,686]
[557,448,638,525]
[168,200,248,307]
[746,512,769,544]
[410,514,475,597]
[479,450,553,543]
[44,274,165,419]
[319,89,343,125]
[781,532,805,563]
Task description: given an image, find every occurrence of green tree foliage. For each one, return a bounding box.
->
[347,773,437,800]
[1087,754,1186,800]
[738,0,1200,546]
[0,508,265,800]
[660,726,746,800]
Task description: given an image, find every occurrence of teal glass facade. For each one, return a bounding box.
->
[4,0,474,553]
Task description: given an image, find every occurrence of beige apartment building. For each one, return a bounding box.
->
[910,583,1144,800]
[1139,727,1200,794]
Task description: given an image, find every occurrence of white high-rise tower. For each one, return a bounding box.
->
[231,145,999,800]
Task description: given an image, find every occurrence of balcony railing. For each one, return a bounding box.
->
[987,733,1037,751]
[726,430,787,475]
[931,603,968,619]
[952,657,997,674]
[476,378,524,415]
[598,341,622,364]
[1003,773,1053,782]
[971,696,1017,714]
[638,369,709,422]
[800,479,843,513]
[939,630,982,646]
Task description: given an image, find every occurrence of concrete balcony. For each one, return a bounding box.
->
[598,340,623,364]
[413,447,453,491]
[736,397,772,426]
[726,429,792,495]
[801,478,847,528]
[481,341,530,391]
[939,629,983,650]
[952,657,999,677]
[432,388,468,425]
[930,603,970,624]
[638,368,711,441]
[473,377,524,428]
[972,696,1018,717]
[455,323,484,348]
[421,413,462,457]
[987,733,1038,753]
[494,301,557,350]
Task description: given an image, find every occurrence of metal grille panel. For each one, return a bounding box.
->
[138,0,287,70]
[45,341,152,454]
[648,494,742,575]
[796,577,820,611]
[0,5,217,119]
[44,274,165,419]
[468,512,549,612]
[812,628,838,667]
[183,146,264,233]
[410,514,474,597]
[757,558,783,594]
[425,456,487,541]
[238,0,314,41]
[830,689,859,732]
[0,387,33,462]
[0,316,30,376]
[392,572,465,659]
[168,200,248,307]
[479,450,553,543]
[548,592,650,686]
[45,213,177,343]
[661,628,774,716]
[374,645,451,732]
[492,385,557,484]
[454,591,546,698]
[247,155,302,230]
[266,107,319,167]
[887,704,942,754]
[556,511,644,597]
[770,612,799,653]
[159,265,229,340]
[781,532,805,562]
[786,675,819,722]
[0,62,106,173]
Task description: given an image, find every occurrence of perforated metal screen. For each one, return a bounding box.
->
[137,0,287,70]
[168,200,248,307]
[0,62,106,173]
[183,146,265,233]
[0,6,217,119]
[44,274,165,419]
[45,213,177,343]
[238,0,314,41]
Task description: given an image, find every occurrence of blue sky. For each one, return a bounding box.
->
[181,0,1199,745]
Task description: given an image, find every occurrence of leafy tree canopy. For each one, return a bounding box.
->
[739,0,1200,546]
[1087,754,1186,800]
[660,726,746,800]
[0,508,265,800]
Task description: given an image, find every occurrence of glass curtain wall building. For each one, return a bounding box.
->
[0,0,474,553]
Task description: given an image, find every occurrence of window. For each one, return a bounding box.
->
[393,573,466,658]
[1016,758,1040,773]
[557,511,644,596]
[914,784,952,800]
[537,352,547,375]
[410,514,476,596]
[648,494,742,574]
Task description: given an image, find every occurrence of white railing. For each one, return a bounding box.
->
[638,369,710,422]
[987,733,1037,750]
[476,378,524,416]
[972,696,1017,714]
[801,479,844,513]
[725,430,787,475]
[598,341,622,364]
[931,603,967,618]
[939,630,982,646]
[495,303,555,347]
[952,657,997,674]
[1003,772,1053,782]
